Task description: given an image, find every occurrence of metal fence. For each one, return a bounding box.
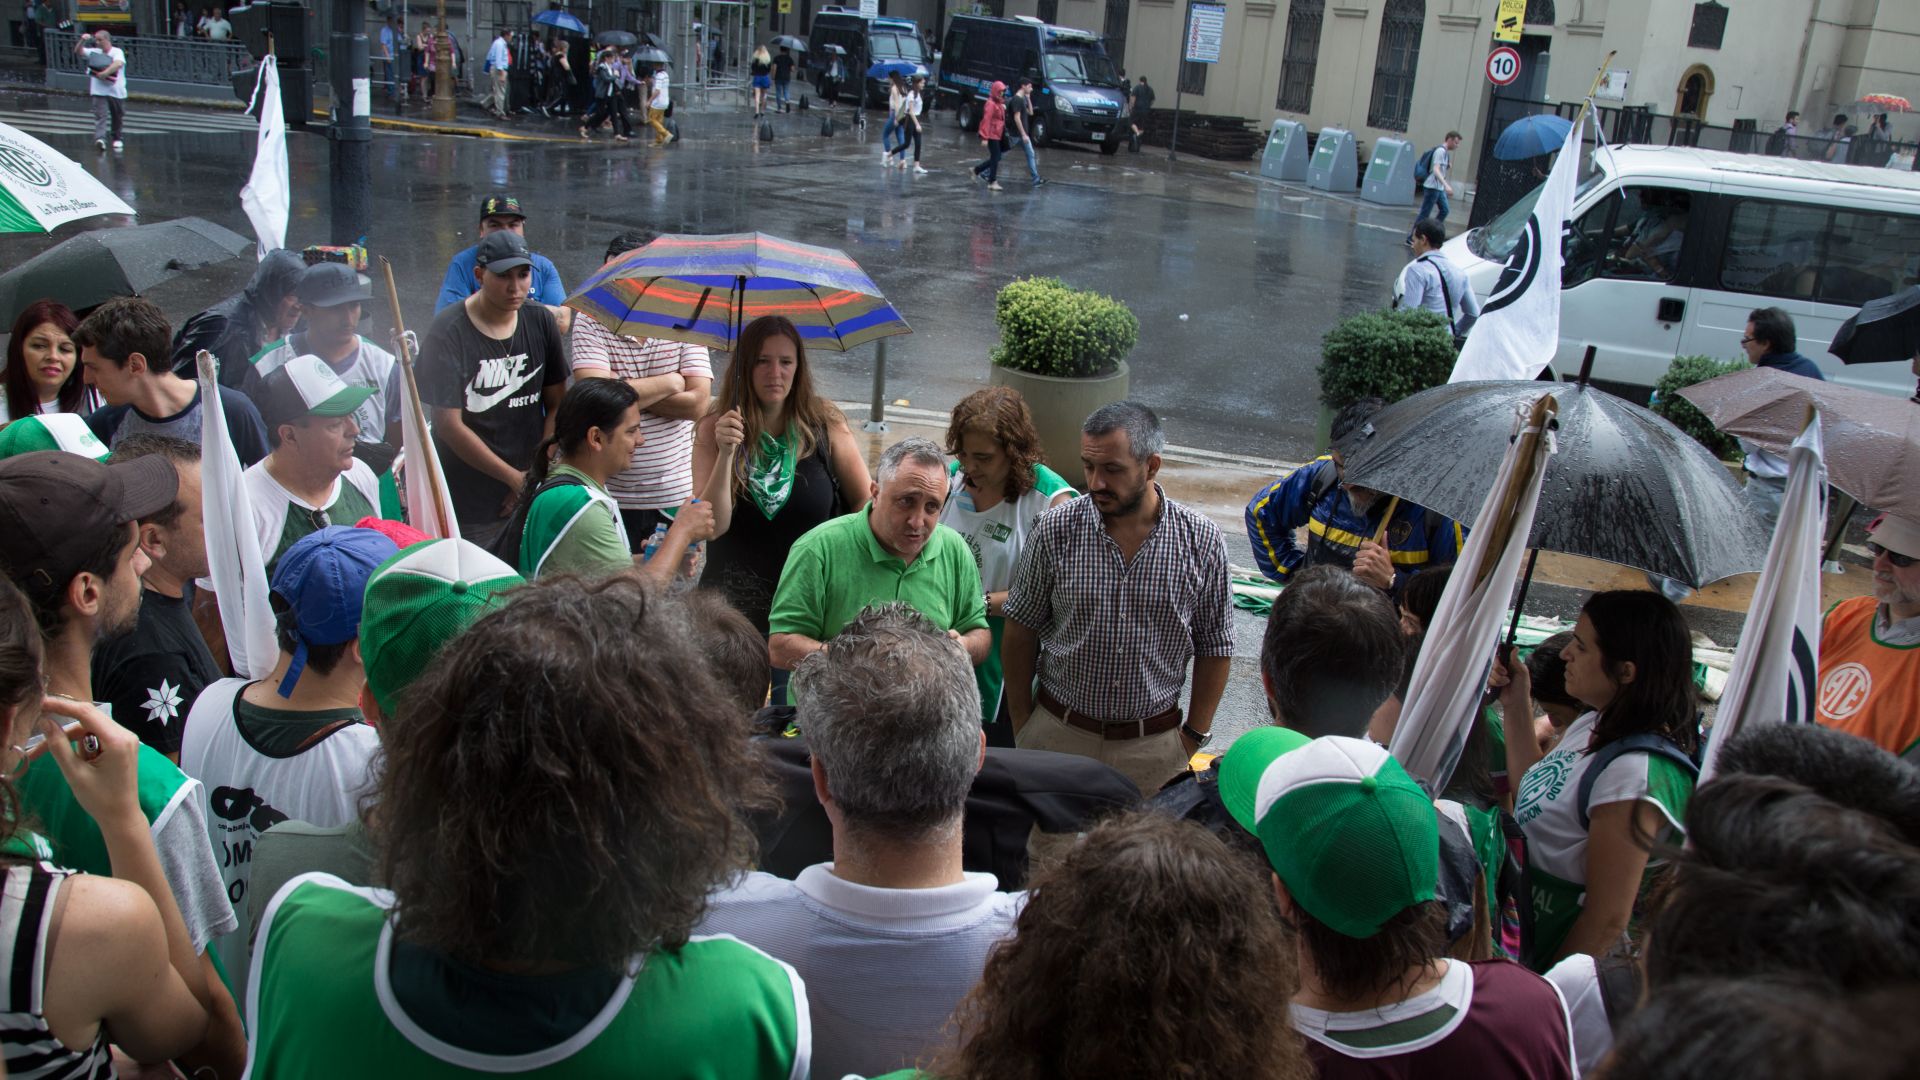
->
[44,27,251,87]
[1468,98,1920,230]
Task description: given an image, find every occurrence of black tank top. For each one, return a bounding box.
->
[703,428,842,635]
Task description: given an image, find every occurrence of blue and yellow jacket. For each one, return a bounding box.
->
[1244,456,1465,590]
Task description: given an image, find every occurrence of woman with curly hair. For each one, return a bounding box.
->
[906,812,1308,1080]
[245,574,806,1078]
[2,298,97,424]
[940,385,1074,742]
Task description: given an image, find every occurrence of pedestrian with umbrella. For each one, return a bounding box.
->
[1727,306,1826,528]
[772,42,796,111]
[579,44,632,141]
[645,53,675,146]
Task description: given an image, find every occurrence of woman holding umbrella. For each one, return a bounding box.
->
[579,45,632,141]
[1492,590,1700,971]
[691,315,870,640]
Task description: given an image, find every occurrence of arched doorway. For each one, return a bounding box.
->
[1675,64,1714,118]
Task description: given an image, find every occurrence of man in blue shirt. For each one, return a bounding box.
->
[435,194,570,315]
[1737,306,1825,526]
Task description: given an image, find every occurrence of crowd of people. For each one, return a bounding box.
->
[0,211,1914,1078]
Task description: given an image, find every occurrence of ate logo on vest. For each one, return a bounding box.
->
[1818,661,1872,720]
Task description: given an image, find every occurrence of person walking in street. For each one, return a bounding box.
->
[1003,401,1233,798]
[1395,218,1482,345]
[1127,75,1153,152]
[377,15,402,100]
[1409,130,1461,245]
[579,46,633,141]
[78,30,127,151]
[541,37,572,115]
[881,71,906,164]
[971,81,1008,191]
[750,44,773,116]
[887,75,926,172]
[1007,77,1046,186]
[772,44,795,110]
[647,61,674,146]
[940,386,1074,743]
[413,21,437,99]
[484,28,512,119]
[1735,306,1824,527]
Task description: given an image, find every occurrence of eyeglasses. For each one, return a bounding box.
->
[1738,336,1756,345]
[1869,541,1916,569]
[306,507,330,533]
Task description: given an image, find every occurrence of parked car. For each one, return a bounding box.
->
[805,7,927,107]
[936,14,1126,154]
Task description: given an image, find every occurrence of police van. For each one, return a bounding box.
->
[805,7,928,107]
[936,14,1127,153]
[1446,145,1920,400]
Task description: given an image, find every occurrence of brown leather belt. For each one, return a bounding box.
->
[1036,689,1182,741]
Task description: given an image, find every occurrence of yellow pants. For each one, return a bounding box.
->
[647,106,671,143]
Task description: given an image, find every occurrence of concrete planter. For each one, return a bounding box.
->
[990,361,1131,489]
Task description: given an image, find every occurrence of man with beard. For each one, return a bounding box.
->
[1002,401,1232,796]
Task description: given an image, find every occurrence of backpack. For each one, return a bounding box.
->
[1414,146,1437,187]
[487,472,586,570]
[1575,732,1700,830]
[1765,126,1790,156]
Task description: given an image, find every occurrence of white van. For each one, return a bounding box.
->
[1444,145,1920,400]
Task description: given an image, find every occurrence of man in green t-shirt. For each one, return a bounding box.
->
[768,437,990,672]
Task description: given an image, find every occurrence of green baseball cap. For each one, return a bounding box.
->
[1218,727,1439,940]
[0,414,109,462]
[359,538,523,716]
[260,354,378,433]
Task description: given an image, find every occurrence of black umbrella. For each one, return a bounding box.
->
[0,216,252,316]
[1337,380,1771,587]
[594,29,638,47]
[1829,286,1920,403]
[631,46,672,66]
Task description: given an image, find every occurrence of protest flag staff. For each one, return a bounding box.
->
[380,257,458,539]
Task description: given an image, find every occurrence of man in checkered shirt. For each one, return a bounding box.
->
[1002,401,1233,797]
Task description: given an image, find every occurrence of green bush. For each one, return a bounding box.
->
[1650,355,1751,460]
[989,276,1140,379]
[1316,308,1458,410]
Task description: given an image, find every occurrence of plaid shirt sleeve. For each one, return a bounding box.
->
[1001,513,1056,633]
[1191,517,1234,658]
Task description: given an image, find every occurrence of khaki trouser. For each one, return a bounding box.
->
[646,106,671,144]
[490,68,509,115]
[1015,699,1188,800]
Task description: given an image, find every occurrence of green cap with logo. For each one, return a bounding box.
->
[260,354,378,434]
[0,413,110,462]
[1219,727,1439,939]
[359,538,523,716]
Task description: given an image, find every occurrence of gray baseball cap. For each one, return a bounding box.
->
[474,231,534,274]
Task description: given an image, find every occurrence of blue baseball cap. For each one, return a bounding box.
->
[271,525,399,698]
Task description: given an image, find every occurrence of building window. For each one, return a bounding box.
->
[1525,0,1553,24]
[1367,0,1423,132]
[1688,1,1727,49]
[1038,0,1059,23]
[1276,0,1324,112]
[1180,60,1207,95]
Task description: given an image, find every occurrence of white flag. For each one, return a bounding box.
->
[1448,111,1589,383]
[1698,411,1824,783]
[239,56,288,259]
[196,351,276,679]
[398,351,461,541]
[1390,397,1557,789]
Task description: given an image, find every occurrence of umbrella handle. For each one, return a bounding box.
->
[675,286,712,333]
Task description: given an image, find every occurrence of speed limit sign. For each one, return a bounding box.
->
[1486,46,1522,86]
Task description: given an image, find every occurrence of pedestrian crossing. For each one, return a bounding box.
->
[0,106,261,140]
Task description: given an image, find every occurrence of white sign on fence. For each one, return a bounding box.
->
[1184,2,1226,64]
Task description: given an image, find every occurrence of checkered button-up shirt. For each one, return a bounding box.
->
[1004,487,1233,720]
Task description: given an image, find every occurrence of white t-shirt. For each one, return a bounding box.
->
[242,457,383,569]
[904,89,922,119]
[179,677,380,998]
[1544,952,1613,1075]
[205,18,232,40]
[86,46,127,99]
[940,464,1074,594]
[1424,144,1450,189]
[650,69,670,109]
[696,864,1023,1080]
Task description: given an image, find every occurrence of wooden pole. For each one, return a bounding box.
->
[1371,495,1402,545]
[1469,393,1558,595]
[379,257,453,535]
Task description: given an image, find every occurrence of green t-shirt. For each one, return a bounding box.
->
[518,465,633,578]
[249,874,811,1078]
[766,508,990,645]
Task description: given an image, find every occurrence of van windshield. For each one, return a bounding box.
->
[869,33,924,62]
[1044,49,1121,87]
[1468,163,1609,261]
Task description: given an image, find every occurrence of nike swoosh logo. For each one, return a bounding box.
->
[464,367,542,413]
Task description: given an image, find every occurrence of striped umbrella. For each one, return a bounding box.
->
[565,232,911,352]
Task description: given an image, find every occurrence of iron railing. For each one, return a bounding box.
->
[1365,0,1422,132]
[1275,0,1321,113]
[44,27,250,86]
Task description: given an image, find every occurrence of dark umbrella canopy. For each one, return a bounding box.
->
[594,29,638,47]
[1830,286,1920,365]
[1679,365,1920,518]
[1338,381,1771,587]
[631,46,672,66]
[0,216,251,315]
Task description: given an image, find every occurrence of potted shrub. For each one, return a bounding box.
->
[1313,307,1456,449]
[988,276,1139,484]
[1650,354,1751,462]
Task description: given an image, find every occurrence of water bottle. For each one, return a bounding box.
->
[641,522,669,562]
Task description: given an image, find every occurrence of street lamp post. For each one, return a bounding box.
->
[434,4,457,121]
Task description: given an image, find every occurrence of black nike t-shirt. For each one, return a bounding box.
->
[92,586,223,758]
[416,299,567,529]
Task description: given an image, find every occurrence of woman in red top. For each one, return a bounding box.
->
[971,81,1008,191]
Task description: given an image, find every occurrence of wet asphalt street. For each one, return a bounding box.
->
[0,89,1419,464]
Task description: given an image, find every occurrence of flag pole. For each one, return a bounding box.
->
[1371,496,1401,545]
[380,256,452,530]
[1470,393,1557,595]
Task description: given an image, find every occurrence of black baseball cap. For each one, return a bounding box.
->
[0,450,176,607]
[474,231,534,274]
[477,193,526,221]
[295,261,372,308]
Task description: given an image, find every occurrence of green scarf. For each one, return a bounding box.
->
[745,427,799,520]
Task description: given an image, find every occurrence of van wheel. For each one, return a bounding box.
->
[1099,135,1120,155]
[1031,115,1050,146]
[955,98,975,131]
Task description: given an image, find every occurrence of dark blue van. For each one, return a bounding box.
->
[935,14,1126,154]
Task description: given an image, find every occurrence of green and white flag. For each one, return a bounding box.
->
[0,120,135,233]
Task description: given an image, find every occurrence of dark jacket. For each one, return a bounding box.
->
[169,248,306,395]
[1245,455,1465,592]
[1757,349,1825,381]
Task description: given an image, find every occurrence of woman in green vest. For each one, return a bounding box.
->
[503,377,713,581]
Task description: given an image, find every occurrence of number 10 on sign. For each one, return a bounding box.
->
[1486,47,1521,87]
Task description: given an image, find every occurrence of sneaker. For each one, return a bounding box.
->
[913,164,928,174]
[988,181,1003,191]
[110,140,122,150]
[579,127,590,140]
[94,138,106,150]
[614,135,629,142]
[1033,177,1048,186]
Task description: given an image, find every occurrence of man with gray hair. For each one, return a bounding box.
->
[1003,401,1233,796]
[768,436,991,670]
[698,603,1018,1079]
